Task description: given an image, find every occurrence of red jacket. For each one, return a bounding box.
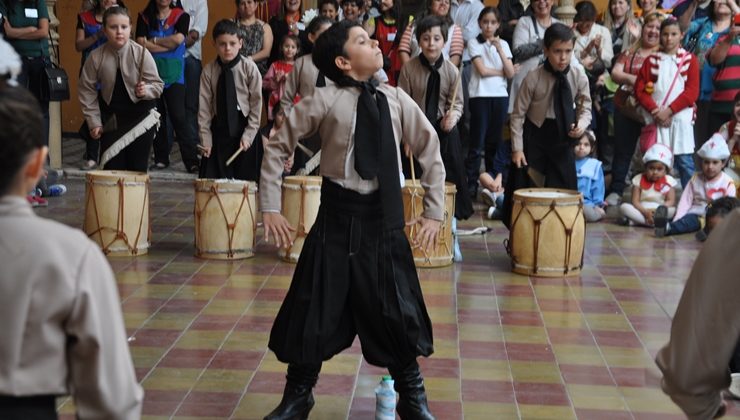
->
[634,49,699,115]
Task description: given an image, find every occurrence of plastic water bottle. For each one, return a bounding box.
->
[375,375,396,420]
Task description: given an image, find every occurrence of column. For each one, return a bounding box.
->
[46,0,62,169]
[555,0,577,25]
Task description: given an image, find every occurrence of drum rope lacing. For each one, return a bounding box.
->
[280,178,311,260]
[507,198,584,275]
[85,176,149,255]
[194,183,256,258]
[405,185,450,264]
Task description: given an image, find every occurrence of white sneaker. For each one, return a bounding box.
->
[605,192,621,207]
[487,206,496,219]
[480,188,497,207]
[730,373,740,399]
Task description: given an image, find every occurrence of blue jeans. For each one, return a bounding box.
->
[184,56,202,144]
[465,97,508,194]
[667,213,701,235]
[674,154,695,188]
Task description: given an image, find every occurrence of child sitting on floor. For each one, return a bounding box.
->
[575,130,606,222]
[655,135,736,237]
[619,143,677,227]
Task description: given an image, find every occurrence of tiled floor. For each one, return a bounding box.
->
[39,178,739,420]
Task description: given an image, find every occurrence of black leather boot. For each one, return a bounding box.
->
[264,363,321,420]
[389,360,435,420]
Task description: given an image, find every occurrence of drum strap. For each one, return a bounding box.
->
[99,108,161,168]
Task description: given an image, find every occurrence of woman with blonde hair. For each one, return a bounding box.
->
[602,0,642,57]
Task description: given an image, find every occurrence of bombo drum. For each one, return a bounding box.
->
[507,188,585,277]
[84,170,150,256]
[194,179,258,260]
[402,180,456,268]
[278,176,322,263]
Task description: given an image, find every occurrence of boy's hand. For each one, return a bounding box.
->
[512,150,527,168]
[403,143,412,158]
[240,137,251,151]
[135,81,147,98]
[440,112,455,132]
[198,145,211,157]
[263,212,295,248]
[284,154,294,173]
[568,123,585,139]
[408,217,440,252]
[90,126,103,139]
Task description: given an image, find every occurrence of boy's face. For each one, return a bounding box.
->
[544,39,574,71]
[701,158,724,179]
[419,27,445,62]
[660,24,682,52]
[343,1,360,21]
[215,33,243,62]
[104,14,131,49]
[320,3,338,19]
[337,26,383,79]
[645,161,667,182]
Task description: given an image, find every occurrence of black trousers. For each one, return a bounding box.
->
[152,83,199,168]
[268,180,434,368]
[523,118,577,190]
[99,99,156,173]
[0,395,56,420]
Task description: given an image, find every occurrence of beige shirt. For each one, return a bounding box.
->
[260,83,447,221]
[198,55,263,148]
[279,53,335,116]
[0,196,143,419]
[78,40,163,129]
[510,64,592,152]
[397,56,464,126]
[655,209,740,420]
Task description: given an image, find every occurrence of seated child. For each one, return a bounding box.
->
[712,91,740,186]
[479,139,511,220]
[619,143,677,226]
[198,19,263,180]
[655,135,736,237]
[575,130,606,222]
[695,196,740,242]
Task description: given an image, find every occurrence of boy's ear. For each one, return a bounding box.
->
[335,55,352,72]
[24,147,47,187]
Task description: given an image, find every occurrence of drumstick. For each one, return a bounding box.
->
[226,147,243,166]
[448,65,463,111]
[409,153,416,183]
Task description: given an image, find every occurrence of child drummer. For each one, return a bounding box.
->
[509,23,591,190]
[260,20,446,420]
[198,19,263,180]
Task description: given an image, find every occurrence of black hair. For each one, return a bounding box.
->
[313,20,362,83]
[734,90,740,103]
[319,0,340,19]
[95,0,127,13]
[343,0,365,10]
[279,33,301,60]
[660,16,681,33]
[637,0,663,9]
[307,15,334,35]
[707,196,740,219]
[543,23,575,49]
[414,15,448,43]
[574,1,597,23]
[0,85,44,196]
[143,0,178,28]
[212,19,241,39]
[478,6,500,23]
[102,6,131,27]
[379,0,399,20]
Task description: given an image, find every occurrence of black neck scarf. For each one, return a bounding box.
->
[418,54,444,124]
[335,77,404,230]
[543,59,575,143]
[316,71,326,87]
[216,54,242,138]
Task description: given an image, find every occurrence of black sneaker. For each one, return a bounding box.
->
[695,229,708,242]
[616,216,631,226]
[654,206,668,238]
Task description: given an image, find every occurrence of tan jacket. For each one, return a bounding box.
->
[279,53,334,116]
[0,196,143,419]
[655,209,740,420]
[199,56,263,148]
[260,83,447,221]
[510,64,592,152]
[397,57,463,126]
[78,40,163,129]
